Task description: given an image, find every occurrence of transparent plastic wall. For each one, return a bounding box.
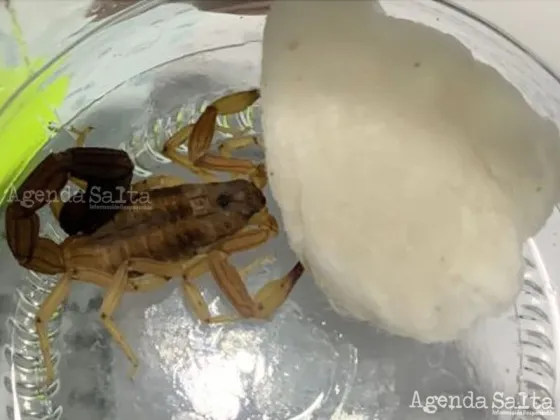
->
[0,1,558,420]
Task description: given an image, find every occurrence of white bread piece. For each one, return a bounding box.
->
[260,0,560,342]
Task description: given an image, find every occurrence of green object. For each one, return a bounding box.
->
[0,3,71,206]
[0,59,71,206]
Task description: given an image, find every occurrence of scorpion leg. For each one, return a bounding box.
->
[200,210,300,322]
[177,255,276,322]
[125,249,292,325]
[107,208,298,326]
[98,262,140,380]
[86,258,213,378]
[114,256,215,322]
[161,124,217,182]
[185,212,300,323]
[127,255,214,322]
[121,211,292,324]
[217,133,261,158]
[36,272,72,386]
[162,90,267,188]
[206,254,304,323]
[70,265,165,382]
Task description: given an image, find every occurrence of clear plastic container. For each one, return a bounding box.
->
[0,1,558,419]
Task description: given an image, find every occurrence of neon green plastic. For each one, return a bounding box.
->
[0,59,71,206]
[0,4,72,207]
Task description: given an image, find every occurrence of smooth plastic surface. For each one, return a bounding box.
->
[0,1,558,419]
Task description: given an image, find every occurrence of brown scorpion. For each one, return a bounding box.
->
[5,90,304,386]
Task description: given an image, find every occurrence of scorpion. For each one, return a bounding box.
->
[5,89,304,387]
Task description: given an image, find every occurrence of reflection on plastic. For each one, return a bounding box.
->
[5,221,66,420]
[86,0,140,22]
[111,277,357,419]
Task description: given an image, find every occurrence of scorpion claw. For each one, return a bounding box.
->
[162,89,263,186]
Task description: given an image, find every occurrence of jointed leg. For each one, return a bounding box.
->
[253,262,304,318]
[201,210,298,322]
[177,254,275,323]
[162,123,218,182]
[120,212,282,324]
[216,125,251,136]
[189,104,266,187]
[218,134,262,158]
[185,212,300,323]
[75,263,193,382]
[127,256,213,322]
[206,252,304,322]
[198,156,267,189]
[181,257,214,322]
[124,256,216,323]
[216,209,279,255]
[36,272,72,386]
[161,90,266,187]
[98,262,140,380]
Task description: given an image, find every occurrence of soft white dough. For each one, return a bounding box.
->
[260,1,560,342]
